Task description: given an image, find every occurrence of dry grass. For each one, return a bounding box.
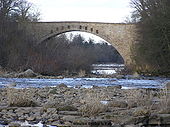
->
[7,88,37,107]
[0,68,7,75]
[156,87,170,113]
[125,89,153,107]
[79,92,108,116]
[125,87,170,114]
[78,70,86,77]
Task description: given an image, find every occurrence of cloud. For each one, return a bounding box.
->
[28,0,132,23]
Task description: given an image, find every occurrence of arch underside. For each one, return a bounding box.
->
[38,29,127,64]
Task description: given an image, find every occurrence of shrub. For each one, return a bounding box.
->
[79,93,108,116]
[80,100,108,116]
[78,70,86,77]
[7,88,37,107]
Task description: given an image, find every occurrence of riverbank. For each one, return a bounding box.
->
[0,68,167,81]
[0,84,170,127]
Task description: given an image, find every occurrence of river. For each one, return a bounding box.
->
[0,64,169,89]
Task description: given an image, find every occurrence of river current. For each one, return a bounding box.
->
[0,77,169,89]
[0,64,169,89]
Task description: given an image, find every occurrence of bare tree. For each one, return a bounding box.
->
[131,0,170,75]
[0,0,40,68]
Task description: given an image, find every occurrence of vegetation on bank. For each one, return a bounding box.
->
[130,0,170,76]
[0,0,40,71]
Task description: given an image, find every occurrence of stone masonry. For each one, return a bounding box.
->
[24,21,138,65]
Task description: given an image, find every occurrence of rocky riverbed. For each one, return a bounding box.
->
[0,83,170,127]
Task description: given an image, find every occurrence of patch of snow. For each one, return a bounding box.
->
[100,101,109,105]
[91,70,116,75]
[121,86,136,89]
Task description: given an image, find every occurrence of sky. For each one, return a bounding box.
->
[28,0,132,23]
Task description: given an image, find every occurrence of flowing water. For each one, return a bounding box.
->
[0,64,169,89]
[0,76,169,89]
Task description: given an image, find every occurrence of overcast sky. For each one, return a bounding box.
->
[28,0,132,23]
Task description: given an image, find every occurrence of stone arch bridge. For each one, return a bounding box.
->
[24,22,137,65]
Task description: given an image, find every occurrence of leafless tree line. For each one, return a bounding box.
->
[130,0,170,76]
[30,34,123,75]
[0,0,40,70]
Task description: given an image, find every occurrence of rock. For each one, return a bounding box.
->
[51,121,61,126]
[148,114,160,125]
[56,76,64,79]
[92,85,100,89]
[72,118,112,126]
[46,108,57,114]
[17,69,37,78]
[57,83,67,88]
[26,116,35,121]
[149,114,170,125]
[57,105,78,111]
[132,72,140,78]
[8,122,21,127]
[58,111,81,116]
[43,101,59,109]
[72,118,90,125]
[50,114,59,119]
[51,122,70,127]
[158,114,170,124]
[0,120,9,125]
[109,100,128,108]
[113,85,122,89]
[7,82,17,87]
[166,82,170,90]
[64,121,72,126]
[125,124,143,127]
[75,84,83,89]
[128,101,138,108]
[89,119,112,126]
[123,116,146,125]
[4,72,16,78]
[116,75,126,79]
[62,115,79,122]
[133,107,150,117]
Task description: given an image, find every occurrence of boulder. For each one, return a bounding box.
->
[166,82,170,90]
[62,115,79,122]
[8,122,21,127]
[56,75,64,79]
[132,72,140,78]
[57,83,67,88]
[26,116,35,121]
[17,69,37,78]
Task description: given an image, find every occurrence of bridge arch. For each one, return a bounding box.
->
[37,25,102,44]
[25,22,137,65]
[38,29,126,63]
